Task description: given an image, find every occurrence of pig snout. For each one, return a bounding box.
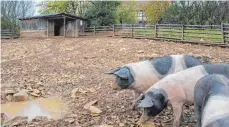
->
[139,108,150,123]
[112,84,121,90]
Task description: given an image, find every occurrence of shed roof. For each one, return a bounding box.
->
[19,13,87,21]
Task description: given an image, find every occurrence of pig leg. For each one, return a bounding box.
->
[131,91,141,110]
[194,104,202,127]
[171,102,183,127]
[180,107,185,123]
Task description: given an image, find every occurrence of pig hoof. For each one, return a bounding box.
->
[131,104,137,110]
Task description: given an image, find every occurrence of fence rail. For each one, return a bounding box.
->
[1,29,20,39]
[80,26,113,36]
[81,24,229,47]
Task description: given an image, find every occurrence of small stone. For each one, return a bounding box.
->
[13,91,29,101]
[89,106,102,114]
[6,95,13,101]
[84,100,98,109]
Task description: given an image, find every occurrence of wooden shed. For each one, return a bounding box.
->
[19,13,87,38]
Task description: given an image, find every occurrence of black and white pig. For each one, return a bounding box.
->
[194,74,229,127]
[137,63,229,127]
[105,55,202,109]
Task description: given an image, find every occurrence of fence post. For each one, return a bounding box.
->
[94,26,96,36]
[155,24,158,38]
[12,29,15,39]
[113,24,115,37]
[221,23,225,43]
[131,24,133,38]
[182,24,184,40]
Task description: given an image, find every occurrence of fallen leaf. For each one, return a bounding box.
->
[71,88,79,98]
[78,88,87,94]
[4,89,16,95]
[6,95,13,101]
[32,116,48,122]
[119,123,125,127]
[1,113,8,124]
[89,106,102,114]
[84,100,98,109]
[26,86,33,91]
[138,50,144,53]
[64,117,75,124]
[88,88,96,93]
[97,124,114,127]
[4,116,28,126]
[30,92,40,97]
[139,122,156,127]
[33,89,40,94]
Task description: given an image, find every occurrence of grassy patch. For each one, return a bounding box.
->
[133,28,223,42]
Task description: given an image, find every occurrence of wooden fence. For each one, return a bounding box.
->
[81,26,113,36]
[1,29,20,39]
[82,24,229,47]
[222,24,229,43]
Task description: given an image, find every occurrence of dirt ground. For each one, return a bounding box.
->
[1,37,229,127]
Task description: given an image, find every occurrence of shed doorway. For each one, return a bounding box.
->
[54,19,63,36]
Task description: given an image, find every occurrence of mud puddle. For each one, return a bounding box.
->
[1,98,68,121]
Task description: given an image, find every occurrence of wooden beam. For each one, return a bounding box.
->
[64,16,66,37]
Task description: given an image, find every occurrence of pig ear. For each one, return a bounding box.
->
[104,67,121,75]
[138,97,154,108]
[113,68,129,79]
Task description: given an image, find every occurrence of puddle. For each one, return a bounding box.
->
[1,98,68,121]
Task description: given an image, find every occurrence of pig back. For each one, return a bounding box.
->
[199,75,229,127]
[126,61,159,93]
[202,95,229,127]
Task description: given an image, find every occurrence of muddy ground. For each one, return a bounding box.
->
[1,37,229,127]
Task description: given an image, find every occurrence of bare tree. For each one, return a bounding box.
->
[1,1,35,29]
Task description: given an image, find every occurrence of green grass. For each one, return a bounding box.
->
[134,28,224,43]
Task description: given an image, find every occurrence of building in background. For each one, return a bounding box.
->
[19,13,87,38]
[121,1,147,25]
[136,9,146,25]
[136,1,147,26]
